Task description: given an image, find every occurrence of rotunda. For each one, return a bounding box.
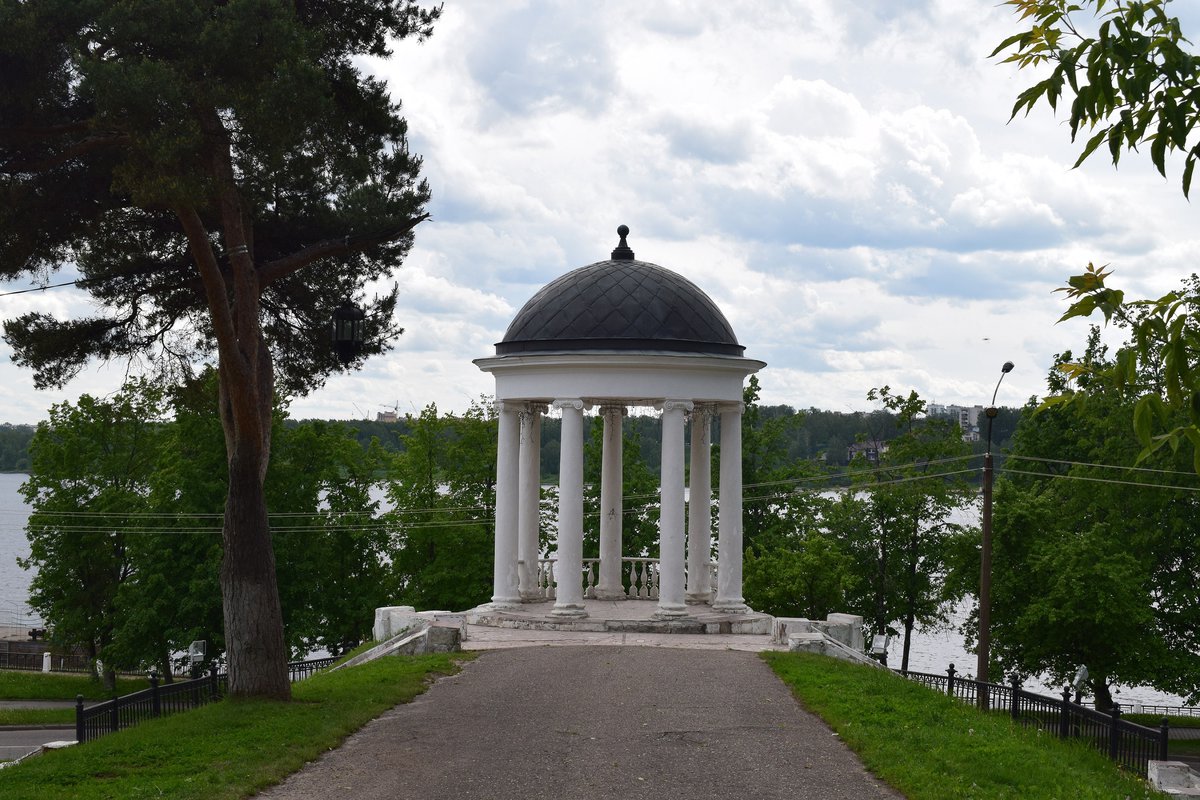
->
[474,226,765,619]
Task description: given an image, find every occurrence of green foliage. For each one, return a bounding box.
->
[0,654,467,800]
[996,2,1200,477]
[0,423,35,472]
[990,339,1200,706]
[743,530,852,619]
[0,0,440,391]
[19,380,169,686]
[764,652,1162,800]
[994,0,1200,197]
[835,387,977,671]
[385,401,497,612]
[734,377,857,618]
[581,419,660,560]
[19,376,400,672]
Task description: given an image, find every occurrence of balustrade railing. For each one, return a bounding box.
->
[904,664,1169,776]
[529,556,717,601]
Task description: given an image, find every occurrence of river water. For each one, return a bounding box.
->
[0,474,1187,708]
[0,473,40,628]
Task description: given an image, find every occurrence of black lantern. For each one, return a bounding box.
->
[331,301,365,365]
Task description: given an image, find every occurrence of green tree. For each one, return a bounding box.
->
[836,387,976,671]
[990,333,1200,707]
[994,1,1200,472]
[742,498,853,620]
[738,375,815,549]
[0,1,439,697]
[582,421,661,564]
[19,380,167,689]
[386,402,496,612]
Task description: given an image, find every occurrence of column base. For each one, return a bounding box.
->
[486,597,522,610]
[550,603,588,618]
[712,600,748,613]
[685,592,713,605]
[653,604,688,619]
[593,589,627,601]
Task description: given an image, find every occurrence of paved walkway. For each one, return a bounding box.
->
[257,646,902,800]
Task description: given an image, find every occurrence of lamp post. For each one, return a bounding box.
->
[977,360,1014,702]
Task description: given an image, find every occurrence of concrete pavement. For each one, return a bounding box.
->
[257,645,903,800]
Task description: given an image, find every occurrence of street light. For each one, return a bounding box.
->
[331,301,366,365]
[977,360,1014,703]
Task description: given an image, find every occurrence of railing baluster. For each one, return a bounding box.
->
[1109,703,1121,761]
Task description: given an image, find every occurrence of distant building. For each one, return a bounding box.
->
[376,411,398,423]
[847,440,888,464]
[927,403,983,442]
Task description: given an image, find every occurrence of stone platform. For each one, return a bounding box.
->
[465,599,773,636]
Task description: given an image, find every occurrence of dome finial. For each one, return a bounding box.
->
[611,224,634,260]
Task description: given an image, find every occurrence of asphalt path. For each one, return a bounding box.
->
[0,726,73,764]
[257,646,903,800]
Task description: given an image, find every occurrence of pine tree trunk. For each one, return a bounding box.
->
[218,346,290,700]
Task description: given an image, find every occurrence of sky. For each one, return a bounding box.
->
[1,0,1198,425]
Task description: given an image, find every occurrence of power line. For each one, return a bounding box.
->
[1005,453,1200,477]
[0,279,84,297]
[1000,467,1200,493]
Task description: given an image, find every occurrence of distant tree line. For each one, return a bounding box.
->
[0,423,35,472]
[7,403,1022,478]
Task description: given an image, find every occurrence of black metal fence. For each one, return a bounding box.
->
[0,649,91,673]
[75,657,339,743]
[904,664,1169,776]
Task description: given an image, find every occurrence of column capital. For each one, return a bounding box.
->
[494,399,525,415]
[552,398,586,412]
[659,399,694,414]
[526,402,549,415]
[717,401,746,414]
[690,402,717,421]
[598,403,627,418]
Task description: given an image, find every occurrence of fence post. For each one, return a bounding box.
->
[109,694,119,735]
[75,694,85,743]
[1059,687,1072,740]
[150,671,161,717]
[1109,703,1121,761]
[1010,674,1021,721]
[210,664,220,701]
[946,663,956,698]
[1160,716,1170,762]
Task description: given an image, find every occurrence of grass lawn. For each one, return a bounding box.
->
[0,707,74,726]
[0,653,468,799]
[0,670,149,702]
[763,652,1165,800]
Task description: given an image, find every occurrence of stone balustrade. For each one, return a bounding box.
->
[518,557,724,603]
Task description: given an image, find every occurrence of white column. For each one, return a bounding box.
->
[596,404,626,600]
[714,402,747,612]
[656,399,692,618]
[518,403,546,600]
[686,404,714,604]
[491,400,522,607]
[552,399,588,617]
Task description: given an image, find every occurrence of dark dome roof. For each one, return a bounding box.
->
[498,229,743,356]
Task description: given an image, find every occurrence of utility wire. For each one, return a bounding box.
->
[0,279,84,297]
[1000,468,1200,493]
[1005,453,1200,477]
